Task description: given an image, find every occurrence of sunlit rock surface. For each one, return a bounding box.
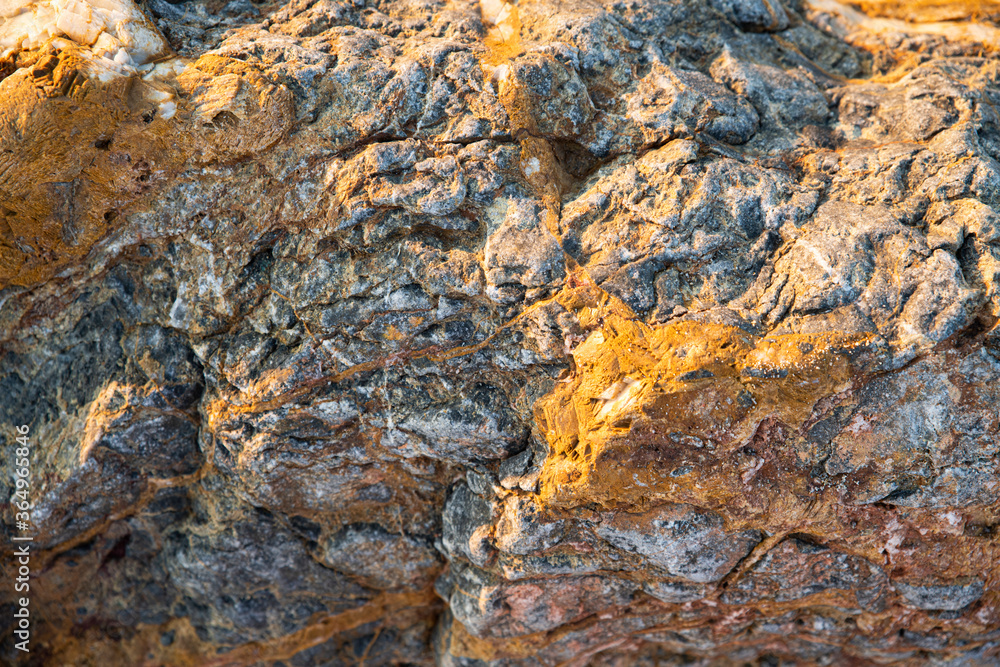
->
[1,0,999,664]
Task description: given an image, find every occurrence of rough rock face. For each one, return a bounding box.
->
[1,0,999,664]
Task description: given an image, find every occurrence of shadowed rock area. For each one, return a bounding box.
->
[1,0,999,664]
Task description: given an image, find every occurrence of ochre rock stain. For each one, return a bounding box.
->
[534,289,884,511]
[0,45,292,288]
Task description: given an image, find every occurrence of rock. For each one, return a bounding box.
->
[642,580,707,604]
[494,494,565,555]
[483,197,566,305]
[163,503,373,646]
[625,64,761,146]
[497,447,535,490]
[595,504,761,583]
[320,524,442,590]
[709,0,789,31]
[823,348,1000,507]
[722,538,887,610]
[440,562,638,639]
[441,483,496,568]
[711,48,830,135]
[894,579,985,611]
[2,0,1000,664]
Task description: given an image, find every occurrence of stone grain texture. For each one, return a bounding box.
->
[1,0,1000,664]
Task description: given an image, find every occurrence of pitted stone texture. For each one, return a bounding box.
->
[762,200,981,361]
[164,504,372,646]
[625,64,761,147]
[494,494,565,556]
[559,140,816,316]
[709,0,790,32]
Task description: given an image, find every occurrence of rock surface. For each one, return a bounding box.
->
[1,0,1000,664]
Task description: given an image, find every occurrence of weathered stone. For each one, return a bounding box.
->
[595,504,761,583]
[163,504,372,646]
[494,494,564,555]
[440,562,637,639]
[824,348,1000,507]
[709,0,790,31]
[321,523,443,590]
[441,482,496,568]
[894,578,985,611]
[722,537,887,610]
[2,0,1000,664]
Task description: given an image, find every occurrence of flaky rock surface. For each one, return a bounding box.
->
[2,0,1000,664]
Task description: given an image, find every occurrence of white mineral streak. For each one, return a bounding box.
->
[1,0,185,117]
[0,0,169,65]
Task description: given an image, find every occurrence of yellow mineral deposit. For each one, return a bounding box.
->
[534,281,886,515]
